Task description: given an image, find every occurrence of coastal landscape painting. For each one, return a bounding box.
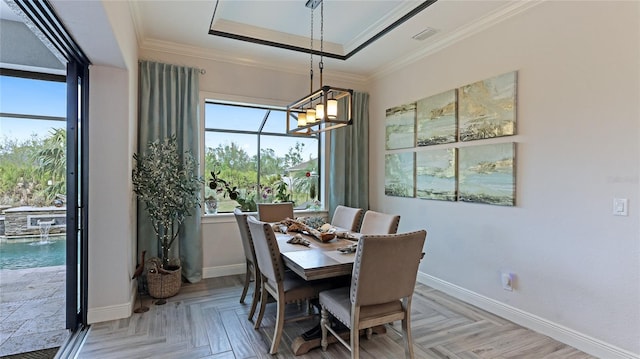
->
[385,152,415,197]
[458,142,515,206]
[459,71,517,141]
[385,103,416,150]
[416,90,457,146]
[416,149,456,201]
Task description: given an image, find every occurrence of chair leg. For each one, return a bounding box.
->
[239,261,251,303]
[269,296,285,354]
[351,325,359,359]
[351,307,360,359]
[401,317,414,359]
[320,307,329,351]
[254,282,268,330]
[402,299,414,359]
[248,269,260,321]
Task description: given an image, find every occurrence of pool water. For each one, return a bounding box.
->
[0,239,66,270]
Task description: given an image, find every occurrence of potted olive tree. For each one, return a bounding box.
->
[132,135,202,299]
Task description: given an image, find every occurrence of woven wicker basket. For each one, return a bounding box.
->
[147,266,181,299]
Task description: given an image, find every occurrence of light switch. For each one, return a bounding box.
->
[613,198,628,216]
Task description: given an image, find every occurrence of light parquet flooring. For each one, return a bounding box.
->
[78,275,596,359]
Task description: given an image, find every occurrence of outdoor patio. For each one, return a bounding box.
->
[0,265,69,356]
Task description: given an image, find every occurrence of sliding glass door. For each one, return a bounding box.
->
[65,60,89,330]
[11,0,91,332]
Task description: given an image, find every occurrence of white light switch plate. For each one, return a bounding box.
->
[613,198,628,216]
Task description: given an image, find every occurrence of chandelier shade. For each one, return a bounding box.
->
[287,85,352,135]
[286,0,353,135]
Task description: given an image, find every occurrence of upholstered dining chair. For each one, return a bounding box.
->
[319,230,427,359]
[257,202,294,222]
[233,208,261,321]
[331,205,364,232]
[247,216,333,354]
[359,210,400,234]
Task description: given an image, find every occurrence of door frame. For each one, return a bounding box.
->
[12,0,92,331]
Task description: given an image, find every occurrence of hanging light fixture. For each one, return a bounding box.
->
[286,0,353,135]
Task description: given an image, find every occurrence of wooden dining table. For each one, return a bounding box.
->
[276,231,360,281]
[274,230,362,355]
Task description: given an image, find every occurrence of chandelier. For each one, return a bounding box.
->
[286,0,353,135]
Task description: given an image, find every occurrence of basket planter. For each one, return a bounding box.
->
[147,265,182,299]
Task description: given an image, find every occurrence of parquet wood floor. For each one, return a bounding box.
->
[77,275,596,358]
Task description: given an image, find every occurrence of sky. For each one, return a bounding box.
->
[0,75,66,142]
[203,102,318,160]
[0,75,317,161]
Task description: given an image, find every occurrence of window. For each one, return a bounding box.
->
[204,101,321,213]
[0,74,67,207]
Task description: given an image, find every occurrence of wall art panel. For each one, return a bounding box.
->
[416,148,456,201]
[385,103,416,150]
[416,89,457,146]
[458,142,515,206]
[459,71,517,141]
[385,152,415,197]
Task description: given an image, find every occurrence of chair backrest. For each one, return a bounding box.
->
[351,230,426,306]
[331,205,364,232]
[257,202,294,222]
[247,216,285,285]
[359,210,400,234]
[234,208,256,264]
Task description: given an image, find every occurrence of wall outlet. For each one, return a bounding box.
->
[501,272,514,291]
[613,198,628,216]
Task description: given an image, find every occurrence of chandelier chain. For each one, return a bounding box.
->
[319,0,324,85]
[309,6,314,93]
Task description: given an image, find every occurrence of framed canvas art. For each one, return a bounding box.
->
[416,89,457,146]
[385,152,415,197]
[459,71,517,141]
[458,142,515,206]
[385,103,416,150]
[416,148,456,201]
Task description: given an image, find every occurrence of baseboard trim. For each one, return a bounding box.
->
[203,263,245,279]
[416,272,639,359]
[87,301,132,324]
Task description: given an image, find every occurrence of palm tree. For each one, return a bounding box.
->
[34,128,66,202]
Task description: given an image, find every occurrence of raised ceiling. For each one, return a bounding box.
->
[132,0,538,79]
[1,1,542,78]
[209,0,437,60]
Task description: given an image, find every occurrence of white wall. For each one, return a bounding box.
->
[87,65,133,322]
[55,0,139,323]
[369,2,639,356]
[139,48,364,276]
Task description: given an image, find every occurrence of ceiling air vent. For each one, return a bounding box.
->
[411,27,438,41]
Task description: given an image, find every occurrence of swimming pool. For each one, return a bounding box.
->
[0,238,66,270]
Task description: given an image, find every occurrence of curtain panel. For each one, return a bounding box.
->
[328,91,370,219]
[137,60,202,283]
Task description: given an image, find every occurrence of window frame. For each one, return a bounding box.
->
[201,95,325,215]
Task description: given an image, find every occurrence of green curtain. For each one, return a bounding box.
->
[328,91,369,219]
[137,60,202,283]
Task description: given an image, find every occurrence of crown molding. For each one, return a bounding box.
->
[127,0,145,47]
[370,0,545,81]
[344,1,424,53]
[139,38,368,86]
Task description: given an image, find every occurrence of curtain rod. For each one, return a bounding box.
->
[138,60,206,75]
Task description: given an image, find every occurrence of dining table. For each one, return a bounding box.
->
[276,230,360,281]
[274,229,367,355]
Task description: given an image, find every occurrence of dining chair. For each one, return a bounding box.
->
[257,202,294,222]
[233,208,261,321]
[247,215,333,354]
[319,230,427,359]
[358,210,400,234]
[331,205,364,232]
